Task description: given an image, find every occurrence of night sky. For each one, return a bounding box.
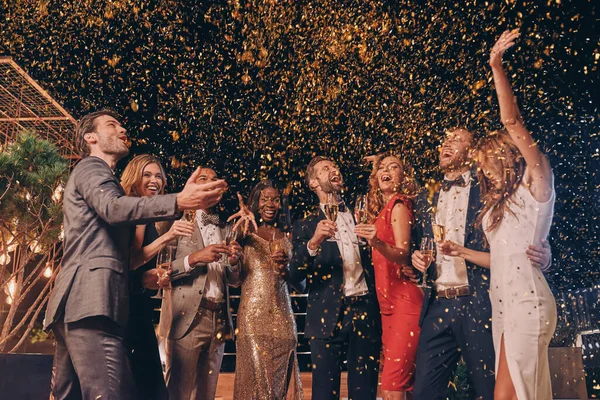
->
[1,0,598,292]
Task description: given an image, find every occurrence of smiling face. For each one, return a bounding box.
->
[258,187,281,223]
[439,128,473,172]
[196,168,218,184]
[309,160,344,194]
[86,115,129,159]
[376,156,403,195]
[136,163,164,197]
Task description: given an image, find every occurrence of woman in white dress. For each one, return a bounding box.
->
[476,30,557,400]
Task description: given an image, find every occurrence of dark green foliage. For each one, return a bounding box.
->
[447,359,477,400]
[0,131,68,249]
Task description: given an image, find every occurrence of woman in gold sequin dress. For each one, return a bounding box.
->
[232,180,304,400]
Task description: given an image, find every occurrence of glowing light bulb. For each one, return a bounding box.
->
[5,277,17,304]
[0,253,11,265]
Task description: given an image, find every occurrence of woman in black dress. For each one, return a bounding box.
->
[121,154,195,400]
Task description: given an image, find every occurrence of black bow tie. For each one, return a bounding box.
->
[441,176,467,192]
[323,202,347,213]
[200,212,221,226]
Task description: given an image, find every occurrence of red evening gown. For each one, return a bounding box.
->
[372,193,423,391]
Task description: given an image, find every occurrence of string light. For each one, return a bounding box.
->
[43,264,53,278]
[5,277,17,305]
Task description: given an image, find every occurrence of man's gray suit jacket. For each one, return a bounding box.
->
[44,156,179,330]
[158,222,241,341]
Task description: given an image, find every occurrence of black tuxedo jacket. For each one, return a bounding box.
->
[413,173,492,326]
[289,209,381,340]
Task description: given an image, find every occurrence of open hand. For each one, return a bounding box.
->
[354,224,378,246]
[227,193,258,235]
[165,220,195,241]
[438,240,464,257]
[177,167,228,211]
[490,29,520,68]
[142,268,171,290]
[527,239,551,271]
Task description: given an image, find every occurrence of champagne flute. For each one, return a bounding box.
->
[431,215,448,261]
[420,237,434,288]
[181,210,197,245]
[222,228,237,267]
[270,231,287,274]
[152,245,175,299]
[270,230,283,254]
[353,195,369,245]
[324,193,340,242]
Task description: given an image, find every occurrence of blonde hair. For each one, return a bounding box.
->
[366,154,418,222]
[121,154,167,197]
[476,131,525,232]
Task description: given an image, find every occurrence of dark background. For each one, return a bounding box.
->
[1,0,598,293]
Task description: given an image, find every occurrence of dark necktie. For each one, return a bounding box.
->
[441,175,467,192]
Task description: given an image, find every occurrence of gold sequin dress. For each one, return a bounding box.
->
[233,233,303,400]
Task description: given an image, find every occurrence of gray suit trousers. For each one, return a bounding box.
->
[51,317,136,400]
[164,308,226,400]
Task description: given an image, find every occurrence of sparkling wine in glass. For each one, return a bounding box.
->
[270,231,285,274]
[270,231,282,255]
[324,193,340,242]
[420,237,434,288]
[431,215,449,261]
[222,228,237,267]
[432,224,445,243]
[354,195,369,245]
[152,245,175,299]
[181,210,197,244]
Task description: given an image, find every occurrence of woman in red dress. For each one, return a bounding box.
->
[355,154,424,400]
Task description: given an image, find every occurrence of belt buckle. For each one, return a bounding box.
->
[446,287,457,299]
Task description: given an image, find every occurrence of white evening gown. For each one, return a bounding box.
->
[483,174,557,400]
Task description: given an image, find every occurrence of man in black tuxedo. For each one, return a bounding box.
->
[411,128,552,400]
[289,156,381,400]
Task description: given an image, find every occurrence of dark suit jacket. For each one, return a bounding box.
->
[44,156,179,330]
[289,210,381,340]
[413,173,491,326]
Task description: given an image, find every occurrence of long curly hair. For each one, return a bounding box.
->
[475,131,526,233]
[366,154,418,222]
[121,154,167,197]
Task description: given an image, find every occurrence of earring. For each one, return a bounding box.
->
[393,182,400,193]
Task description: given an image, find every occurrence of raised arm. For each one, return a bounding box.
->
[76,158,179,226]
[489,30,553,202]
[438,240,491,269]
[355,202,412,267]
[130,221,195,270]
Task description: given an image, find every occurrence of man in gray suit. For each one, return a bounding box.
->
[44,110,228,400]
[159,167,242,400]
